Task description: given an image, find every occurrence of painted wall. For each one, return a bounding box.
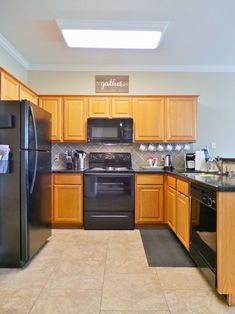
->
[28,71,235,157]
[0,45,28,84]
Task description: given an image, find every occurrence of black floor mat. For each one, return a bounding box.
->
[140,227,195,267]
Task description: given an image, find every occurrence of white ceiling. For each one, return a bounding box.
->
[1,0,235,71]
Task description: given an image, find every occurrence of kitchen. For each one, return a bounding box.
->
[1,1,235,313]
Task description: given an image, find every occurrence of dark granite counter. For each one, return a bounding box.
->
[52,167,235,192]
[52,169,84,173]
[134,167,235,192]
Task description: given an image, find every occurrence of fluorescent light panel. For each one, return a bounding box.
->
[62,29,162,49]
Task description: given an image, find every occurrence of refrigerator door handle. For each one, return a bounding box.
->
[29,106,38,194]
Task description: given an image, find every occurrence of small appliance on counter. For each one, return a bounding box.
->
[195,150,207,171]
[164,154,174,170]
[185,153,195,171]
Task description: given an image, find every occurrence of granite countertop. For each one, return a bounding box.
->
[134,167,235,192]
[53,167,235,192]
[52,169,85,173]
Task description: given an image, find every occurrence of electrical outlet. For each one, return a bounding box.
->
[161,154,165,161]
[54,154,60,162]
[211,142,217,149]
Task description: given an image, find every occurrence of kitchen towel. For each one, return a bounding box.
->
[0,145,10,173]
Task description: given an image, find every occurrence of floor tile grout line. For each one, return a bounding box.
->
[154,268,172,314]
[27,262,58,314]
[99,232,110,313]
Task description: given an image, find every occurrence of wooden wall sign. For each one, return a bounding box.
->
[95,75,129,93]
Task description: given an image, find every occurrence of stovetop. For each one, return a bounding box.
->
[85,152,133,173]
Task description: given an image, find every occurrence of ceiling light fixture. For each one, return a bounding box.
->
[62,29,162,49]
[57,20,168,50]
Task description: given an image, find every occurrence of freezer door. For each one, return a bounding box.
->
[0,101,21,267]
[21,101,51,151]
[21,150,51,263]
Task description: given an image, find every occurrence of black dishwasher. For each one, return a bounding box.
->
[190,183,217,287]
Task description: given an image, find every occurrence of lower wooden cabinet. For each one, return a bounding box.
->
[52,174,83,227]
[167,175,190,250]
[176,191,190,250]
[167,186,177,232]
[135,174,164,224]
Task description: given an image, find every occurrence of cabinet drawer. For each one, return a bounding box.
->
[167,175,176,189]
[136,174,163,185]
[177,179,189,196]
[54,174,82,185]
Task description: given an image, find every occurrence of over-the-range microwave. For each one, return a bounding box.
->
[87,118,133,144]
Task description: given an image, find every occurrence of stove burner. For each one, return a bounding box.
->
[89,166,131,172]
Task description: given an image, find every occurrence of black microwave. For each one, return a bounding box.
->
[87,118,133,144]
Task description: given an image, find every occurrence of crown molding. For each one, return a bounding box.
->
[28,63,235,72]
[0,33,235,73]
[0,34,30,69]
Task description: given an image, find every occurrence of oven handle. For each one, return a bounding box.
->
[90,215,129,218]
[85,173,134,177]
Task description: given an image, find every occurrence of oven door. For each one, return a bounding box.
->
[84,172,134,230]
[84,173,134,212]
[190,185,216,287]
[87,118,133,143]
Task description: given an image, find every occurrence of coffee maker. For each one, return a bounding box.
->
[164,154,174,170]
[185,153,195,171]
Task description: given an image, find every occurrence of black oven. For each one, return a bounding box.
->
[87,118,133,144]
[84,172,134,230]
[190,183,217,287]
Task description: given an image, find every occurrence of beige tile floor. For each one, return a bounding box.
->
[0,229,235,313]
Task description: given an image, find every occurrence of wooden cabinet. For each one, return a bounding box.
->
[19,85,38,105]
[133,97,164,142]
[89,97,110,117]
[63,97,87,141]
[53,174,83,227]
[176,191,190,250]
[88,97,132,118]
[167,186,177,232]
[165,96,197,142]
[111,97,132,117]
[135,174,164,224]
[167,175,190,250]
[0,72,19,100]
[39,96,63,142]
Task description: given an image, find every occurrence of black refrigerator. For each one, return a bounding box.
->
[0,100,52,267]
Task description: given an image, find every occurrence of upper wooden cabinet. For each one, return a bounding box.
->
[0,72,19,100]
[19,84,38,105]
[133,97,165,142]
[39,96,63,142]
[89,97,110,117]
[165,96,197,142]
[63,97,87,142]
[88,97,133,118]
[111,97,133,117]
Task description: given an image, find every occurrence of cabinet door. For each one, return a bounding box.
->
[135,184,164,224]
[89,97,110,117]
[111,97,132,117]
[133,97,164,142]
[19,84,38,105]
[53,184,83,224]
[39,97,62,142]
[0,72,19,100]
[165,97,197,142]
[167,186,177,233]
[63,97,87,141]
[176,192,190,250]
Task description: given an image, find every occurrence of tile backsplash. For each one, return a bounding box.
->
[52,143,194,170]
